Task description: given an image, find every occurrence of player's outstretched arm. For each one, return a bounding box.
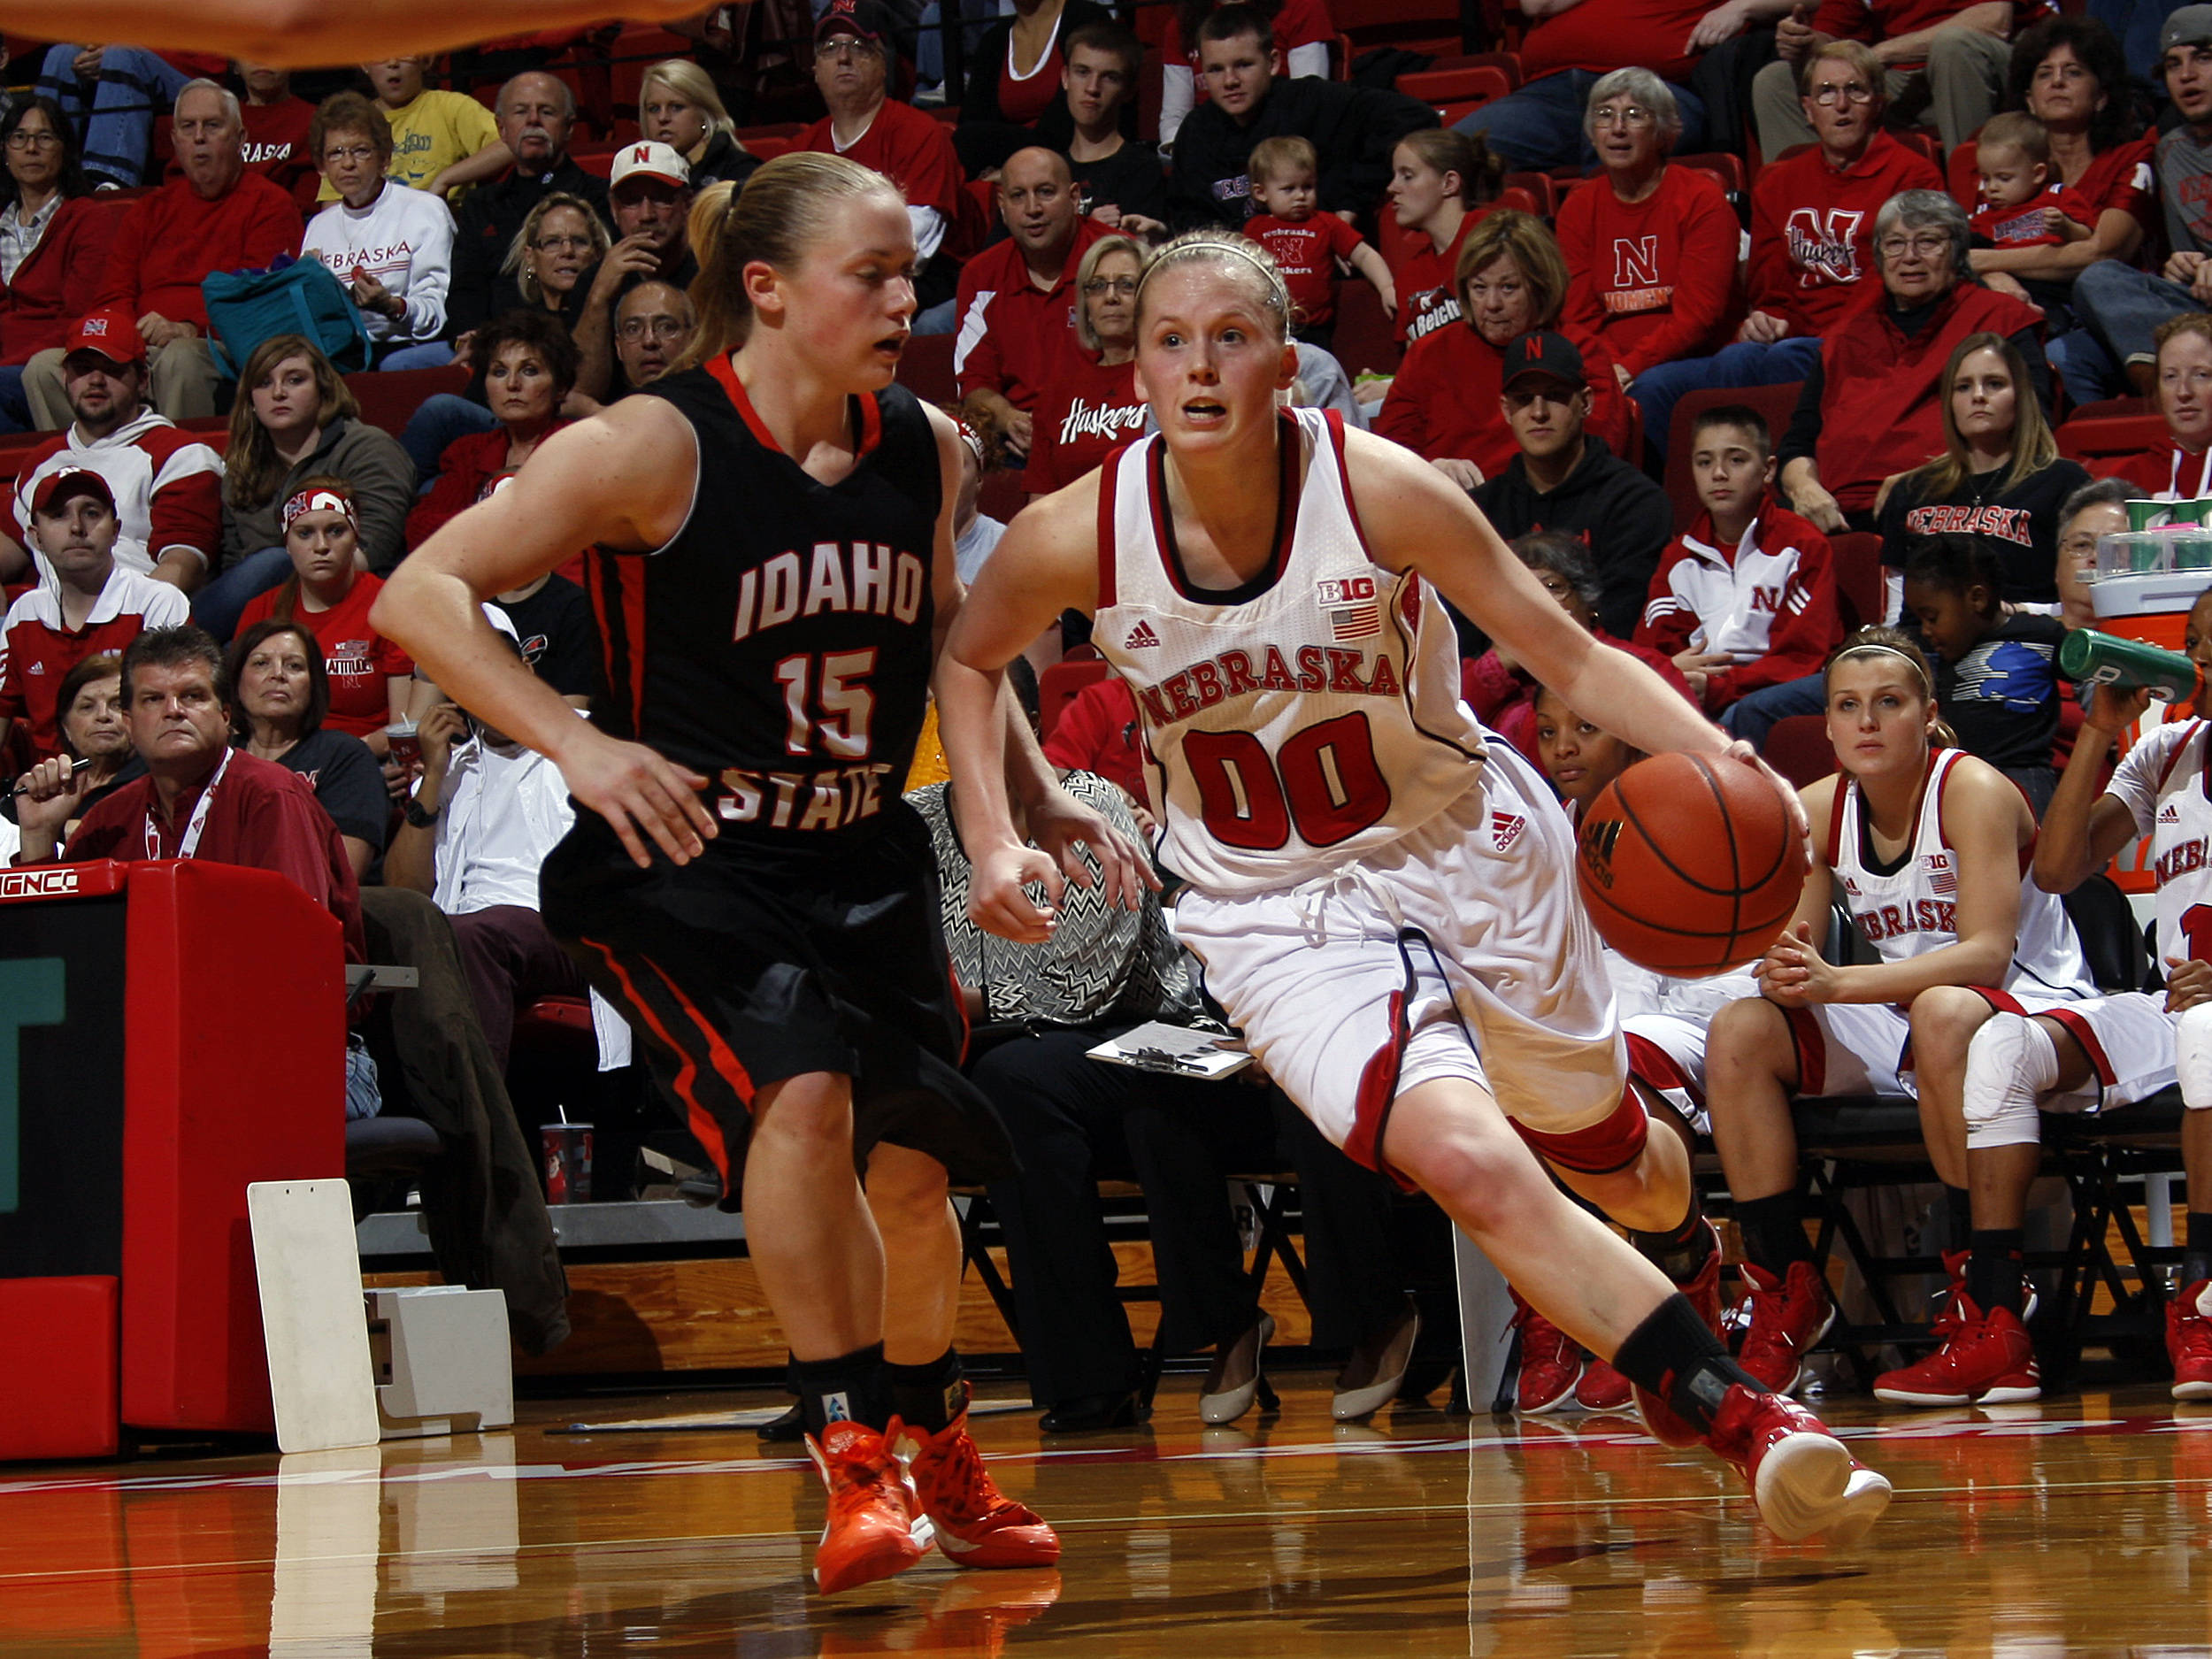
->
[2034,682,2150,895]
[920,408,1153,915]
[372,399,716,871]
[938,480,1104,942]
[19,0,707,68]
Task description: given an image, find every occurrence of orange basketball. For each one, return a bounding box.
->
[1573,752,1804,977]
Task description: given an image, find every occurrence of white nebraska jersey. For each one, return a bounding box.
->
[1826,746,2093,1000]
[1094,408,1488,895]
[2106,717,2212,963]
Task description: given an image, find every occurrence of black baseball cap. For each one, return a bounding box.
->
[818,0,896,44]
[1501,330,1588,392]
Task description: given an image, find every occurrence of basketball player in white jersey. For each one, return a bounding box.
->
[1517,685,1763,1413]
[2021,585,2212,1402]
[1702,627,2114,1406]
[937,231,1892,1546]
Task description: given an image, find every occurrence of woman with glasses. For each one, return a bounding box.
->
[1778,190,2047,536]
[503,191,611,320]
[1556,69,1735,435]
[299,90,457,371]
[1025,234,1148,502]
[0,96,96,432]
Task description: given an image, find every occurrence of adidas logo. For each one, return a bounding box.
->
[1124,620,1159,649]
[2162,803,2184,823]
[25,661,42,674]
[1490,810,1525,853]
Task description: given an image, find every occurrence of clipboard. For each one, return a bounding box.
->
[1086,1020,1254,1080]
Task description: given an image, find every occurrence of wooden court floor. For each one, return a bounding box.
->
[5,1376,2212,1657]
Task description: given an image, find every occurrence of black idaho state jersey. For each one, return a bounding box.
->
[587,357,942,841]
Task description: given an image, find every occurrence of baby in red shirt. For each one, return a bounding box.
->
[1969,111,2094,252]
[1240,135,1395,343]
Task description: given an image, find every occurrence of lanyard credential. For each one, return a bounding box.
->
[146,746,233,862]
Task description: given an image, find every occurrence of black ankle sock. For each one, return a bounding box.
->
[795,1342,892,1437]
[2185,1212,2212,1291]
[1942,1186,1974,1255]
[1733,1191,1815,1275]
[1967,1231,2026,1315]
[887,1348,966,1433]
[1627,1197,1717,1285]
[1611,1292,1764,1435]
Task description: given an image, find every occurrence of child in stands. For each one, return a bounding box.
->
[1636,405,1842,731]
[1970,112,2095,322]
[1241,136,1394,349]
[1899,535,2065,816]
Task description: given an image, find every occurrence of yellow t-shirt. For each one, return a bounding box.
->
[319,88,502,202]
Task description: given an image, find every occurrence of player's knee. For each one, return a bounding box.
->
[1908,986,1992,1056]
[1394,1125,1532,1219]
[2178,1004,2212,1111]
[750,1075,856,1156]
[1707,996,1789,1079]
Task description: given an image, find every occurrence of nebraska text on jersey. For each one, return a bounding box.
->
[1131,642,1405,725]
[729,541,927,641]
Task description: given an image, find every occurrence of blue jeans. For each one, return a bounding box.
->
[38,44,191,188]
[1453,69,1707,173]
[1632,335,1822,459]
[2067,260,2197,403]
[192,546,294,641]
[377,339,456,372]
[401,393,498,486]
[0,366,30,434]
[1721,672,1825,749]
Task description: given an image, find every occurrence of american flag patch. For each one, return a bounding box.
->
[1924,853,1956,896]
[1331,603,1381,641]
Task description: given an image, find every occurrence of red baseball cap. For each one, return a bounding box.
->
[64,304,145,365]
[31,467,116,517]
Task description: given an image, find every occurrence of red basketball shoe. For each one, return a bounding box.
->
[1701,1386,1892,1544]
[1737,1261,1836,1394]
[2170,1280,2212,1402]
[808,1418,932,1594]
[896,1409,1061,1570]
[1510,1293,1584,1413]
[1873,1296,2040,1407]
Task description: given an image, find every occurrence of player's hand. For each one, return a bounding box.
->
[1026,781,1162,910]
[968,840,1065,943]
[1430,456,1485,491]
[554,728,716,868]
[2084,680,2153,734]
[1756,919,1832,1005]
[2168,957,2212,1014]
[1726,738,1813,872]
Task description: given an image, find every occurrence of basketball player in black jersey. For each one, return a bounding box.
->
[376,153,1147,1596]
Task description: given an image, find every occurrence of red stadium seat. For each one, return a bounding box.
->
[345,365,471,440]
[1330,277,1403,379]
[1662,381,1805,528]
[2057,411,2167,467]
[1342,0,1469,54]
[609,25,692,110]
[1763,714,1838,787]
[1829,531,1886,632]
[574,150,614,178]
[1396,65,1514,119]
[977,469,1027,524]
[1501,171,1558,219]
[1494,184,1540,215]
[897,332,957,406]
[1672,151,1746,198]
[1890,127,1941,169]
[1947,130,1983,212]
[1422,52,1523,88]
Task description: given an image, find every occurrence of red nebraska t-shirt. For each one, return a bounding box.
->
[1245,212,1367,328]
[1027,353,1147,494]
[236,572,414,736]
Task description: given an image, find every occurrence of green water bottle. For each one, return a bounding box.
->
[2059,628,2204,703]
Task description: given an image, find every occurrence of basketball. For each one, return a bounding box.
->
[1574,752,1804,977]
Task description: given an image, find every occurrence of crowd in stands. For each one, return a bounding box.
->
[12,0,2212,1412]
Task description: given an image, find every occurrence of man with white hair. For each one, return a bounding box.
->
[21,79,301,425]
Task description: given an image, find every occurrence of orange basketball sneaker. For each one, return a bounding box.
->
[808,1418,933,1594]
[1737,1261,1837,1394]
[1509,1293,1585,1413]
[1872,1294,2040,1407]
[896,1403,1061,1570]
[1637,1381,1892,1544]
